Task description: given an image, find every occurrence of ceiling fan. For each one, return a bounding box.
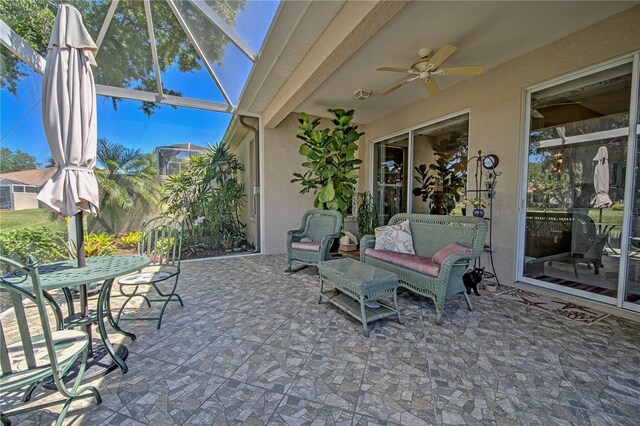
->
[377,44,485,96]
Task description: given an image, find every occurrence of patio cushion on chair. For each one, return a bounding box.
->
[291,241,321,252]
[119,271,174,285]
[365,248,440,277]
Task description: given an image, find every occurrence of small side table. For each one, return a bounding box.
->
[318,258,401,336]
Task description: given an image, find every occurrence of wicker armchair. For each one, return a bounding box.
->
[286,209,342,273]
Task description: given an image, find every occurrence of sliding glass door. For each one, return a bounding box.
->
[371,112,471,224]
[521,56,639,308]
[373,134,409,224]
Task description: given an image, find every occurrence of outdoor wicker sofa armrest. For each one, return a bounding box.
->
[437,251,480,277]
[359,235,376,262]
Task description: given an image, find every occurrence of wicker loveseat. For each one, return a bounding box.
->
[360,213,488,324]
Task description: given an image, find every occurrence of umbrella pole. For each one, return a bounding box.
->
[75,211,86,267]
[75,211,93,357]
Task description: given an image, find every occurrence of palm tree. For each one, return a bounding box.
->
[94,138,161,233]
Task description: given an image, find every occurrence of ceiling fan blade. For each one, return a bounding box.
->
[377,67,411,73]
[424,78,441,96]
[429,44,457,68]
[531,109,544,119]
[439,65,485,76]
[382,76,419,95]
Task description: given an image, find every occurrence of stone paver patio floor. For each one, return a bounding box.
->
[3,254,640,425]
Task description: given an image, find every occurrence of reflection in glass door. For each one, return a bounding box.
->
[373,135,409,224]
[522,61,633,302]
[411,114,469,215]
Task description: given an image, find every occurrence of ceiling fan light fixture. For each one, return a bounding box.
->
[354,88,372,101]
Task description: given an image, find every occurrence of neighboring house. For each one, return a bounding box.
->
[156,143,205,176]
[0,168,56,211]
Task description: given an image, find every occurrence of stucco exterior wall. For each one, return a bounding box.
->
[261,114,366,254]
[261,114,317,254]
[361,6,640,282]
[13,192,39,210]
[231,131,259,249]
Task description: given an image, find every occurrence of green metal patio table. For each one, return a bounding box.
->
[20,255,150,378]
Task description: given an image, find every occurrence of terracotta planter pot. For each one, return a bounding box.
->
[484,282,498,293]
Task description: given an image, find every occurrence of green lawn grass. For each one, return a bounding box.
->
[0,208,67,233]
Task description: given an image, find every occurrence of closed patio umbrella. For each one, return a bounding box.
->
[37,3,99,268]
[592,146,613,209]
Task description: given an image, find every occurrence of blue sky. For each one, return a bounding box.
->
[0,1,279,164]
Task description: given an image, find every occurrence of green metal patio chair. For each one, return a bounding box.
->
[116,216,184,329]
[286,209,343,273]
[0,256,101,426]
[569,213,609,276]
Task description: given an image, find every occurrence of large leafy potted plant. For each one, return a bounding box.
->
[291,109,364,219]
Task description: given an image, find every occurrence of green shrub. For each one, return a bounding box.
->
[355,191,379,237]
[84,232,117,257]
[119,231,142,249]
[0,227,67,264]
[611,204,624,211]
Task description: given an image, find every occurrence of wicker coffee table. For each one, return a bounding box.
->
[318,258,402,336]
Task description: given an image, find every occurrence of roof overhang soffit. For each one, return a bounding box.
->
[261,0,407,129]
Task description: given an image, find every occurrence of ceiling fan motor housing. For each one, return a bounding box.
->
[417,46,433,59]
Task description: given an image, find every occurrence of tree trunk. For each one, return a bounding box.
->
[96,215,114,234]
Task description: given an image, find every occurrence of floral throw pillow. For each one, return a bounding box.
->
[374,220,415,254]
